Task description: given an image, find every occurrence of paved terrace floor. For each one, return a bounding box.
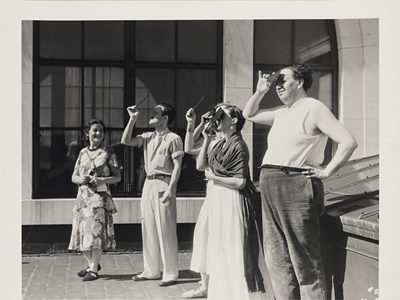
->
[22,252,201,300]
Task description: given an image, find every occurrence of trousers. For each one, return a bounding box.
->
[140,177,178,281]
[260,168,327,300]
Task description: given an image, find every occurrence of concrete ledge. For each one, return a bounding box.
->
[22,241,194,254]
[22,198,205,225]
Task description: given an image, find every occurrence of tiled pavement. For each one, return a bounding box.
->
[22,252,201,300]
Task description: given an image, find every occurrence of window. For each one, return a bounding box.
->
[33,21,222,198]
[253,20,338,181]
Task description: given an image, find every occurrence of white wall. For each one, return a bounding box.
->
[22,21,33,200]
[222,20,254,175]
[335,19,379,158]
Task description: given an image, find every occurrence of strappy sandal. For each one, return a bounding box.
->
[77,264,101,277]
[182,289,207,299]
[82,270,98,281]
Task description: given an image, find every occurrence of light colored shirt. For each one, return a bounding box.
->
[262,97,328,168]
[137,128,184,176]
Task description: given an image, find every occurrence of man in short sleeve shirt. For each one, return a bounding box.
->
[121,103,184,287]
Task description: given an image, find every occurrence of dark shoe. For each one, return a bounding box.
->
[82,270,98,281]
[77,264,101,277]
[159,280,177,287]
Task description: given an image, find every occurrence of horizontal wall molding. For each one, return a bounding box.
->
[22,198,205,225]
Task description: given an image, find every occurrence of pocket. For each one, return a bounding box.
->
[154,154,166,170]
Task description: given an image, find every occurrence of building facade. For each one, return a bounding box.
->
[21,19,379,227]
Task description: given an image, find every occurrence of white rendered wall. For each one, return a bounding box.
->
[335,19,379,159]
[22,21,33,200]
[222,20,254,177]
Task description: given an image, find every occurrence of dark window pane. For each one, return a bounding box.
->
[135,68,175,128]
[255,20,292,65]
[84,67,124,127]
[178,21,218,63]
[40,21,82,59]
[38,130,81,197]
[105,131,125,194]
[253,127,271,182]
[135,21,175,62]
[40,66,81,127]
[176,69,218,128]
[34,20,222,198]
[176,128,207,196]
[84,21,125,61]
[294,20,332,65]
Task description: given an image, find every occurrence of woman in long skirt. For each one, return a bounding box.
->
[197,104,266,300]
[182,107,222,298]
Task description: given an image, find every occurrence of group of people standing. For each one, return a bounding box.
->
[67,63,358,300]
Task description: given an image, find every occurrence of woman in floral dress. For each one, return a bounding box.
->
[68,119,122,281]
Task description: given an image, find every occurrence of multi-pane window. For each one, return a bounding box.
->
[33,21,222,198]
[253,20,338,181]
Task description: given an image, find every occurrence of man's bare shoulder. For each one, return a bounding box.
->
[307,98,330,112]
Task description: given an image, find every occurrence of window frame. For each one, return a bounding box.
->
[252,20,339,181]
[32,20,223,199]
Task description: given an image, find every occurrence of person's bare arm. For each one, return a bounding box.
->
[184,108,204,155]
[204,169,246,190]
[161,155,182,203]
[121,106,140,147]
[71,167,90,185]
[89,165,121,187]
[196,125,213,171]
[305,103,358,180]
[243,70,280,126]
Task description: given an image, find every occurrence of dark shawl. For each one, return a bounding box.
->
[208,132,265,293]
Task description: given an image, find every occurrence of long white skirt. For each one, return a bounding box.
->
[190,181,212,273]
[207,181,268,300]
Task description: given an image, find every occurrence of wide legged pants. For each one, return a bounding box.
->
[260,169,327,300]
[140,178,178,281]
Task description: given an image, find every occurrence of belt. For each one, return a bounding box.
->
[146,174,171,180]
[259,164,307,174]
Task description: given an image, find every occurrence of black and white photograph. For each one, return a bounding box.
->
[1,0,399,299]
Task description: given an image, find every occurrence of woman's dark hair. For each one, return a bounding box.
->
[220,103,246,132]
[157,103,176,125]
[83,119,106,143]
[284,63,314,91]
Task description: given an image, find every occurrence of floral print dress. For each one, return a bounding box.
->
[68,146,121,252]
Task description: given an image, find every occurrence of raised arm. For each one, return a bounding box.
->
[193,111,212,142]
[184,108,201,155]
[121,106,140,147]
[307,102,358,180]
[243,70,280,126]
[185,109,212,155]
[196,125,213,171]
